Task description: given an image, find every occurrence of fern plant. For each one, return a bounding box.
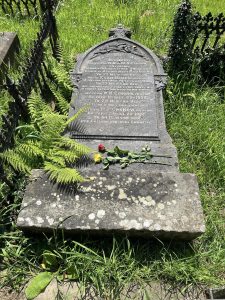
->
[0,92,91,184]
[46,51,73,114]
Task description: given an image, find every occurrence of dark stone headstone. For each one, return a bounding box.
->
[17,25,205,240]
[70,41,160,140]
[0,32,20,79]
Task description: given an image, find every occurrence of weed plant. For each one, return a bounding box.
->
[0,0,225,298]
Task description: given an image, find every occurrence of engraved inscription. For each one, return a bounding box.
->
[73,52,159,139]
[90,40,149,61]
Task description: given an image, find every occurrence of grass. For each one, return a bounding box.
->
[0,0,225,298]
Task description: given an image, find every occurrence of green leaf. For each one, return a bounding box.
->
[114,156,121,162]
[106,150,115,156]
[103,158,109,165]
[128,153,139,159]
[114,146,129,156]
[43,251,59,270]
[107,156,116,163]
[120,157,129,163]
[25,272,53,300]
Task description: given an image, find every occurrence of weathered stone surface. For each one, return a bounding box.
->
[71,51,159,139]
[17,25,205,240]
[17,169,205,240]
[0,32,19,76]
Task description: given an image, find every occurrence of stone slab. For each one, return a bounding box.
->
[17,169,205,240]
[69,26,169,143]
[0,32,19,73]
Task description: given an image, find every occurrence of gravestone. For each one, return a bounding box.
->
[17,26,205,240]
[0,32,20,79]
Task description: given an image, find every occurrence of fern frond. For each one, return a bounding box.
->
[66,105,90,127]
[58,137,92,155]
[15,124,40,140]
[0,150,31,173]
[9,81,91,184]
[54,41,63,62]
[51,62,72,91]
[44,162,84,184]
[28,92,51,123]
[50,149,79,163]
[38,112,66,140]
[47,155,66,167]
[49,83,69,115]
[16,141,45,160]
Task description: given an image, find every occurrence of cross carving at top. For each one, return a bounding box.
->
[109,24,132,39]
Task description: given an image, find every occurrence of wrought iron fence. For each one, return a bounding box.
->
[0,4,59,186]
[168,0,225,84]
[0,0,58,17]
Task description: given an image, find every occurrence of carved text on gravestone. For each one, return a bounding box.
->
[71,46,159,140]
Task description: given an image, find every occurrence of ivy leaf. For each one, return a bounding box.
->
[25,272,53,300]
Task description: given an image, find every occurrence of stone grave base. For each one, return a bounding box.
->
[17,169,205,240]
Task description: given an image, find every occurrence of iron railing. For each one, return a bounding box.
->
[168,0,225,84]
[0,3,59,186]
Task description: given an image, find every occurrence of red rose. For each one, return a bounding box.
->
[98,144,106,152]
